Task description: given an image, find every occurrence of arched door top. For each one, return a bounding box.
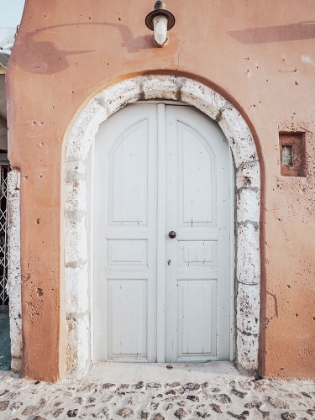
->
[64,75,260,378]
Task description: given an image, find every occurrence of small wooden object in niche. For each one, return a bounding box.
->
[279,132,306,177]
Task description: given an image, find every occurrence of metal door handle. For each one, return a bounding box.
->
[168,231,177,239]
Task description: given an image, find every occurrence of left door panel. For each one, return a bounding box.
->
[93,104,158,362]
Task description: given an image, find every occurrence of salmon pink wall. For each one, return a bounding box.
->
[6,0,315,381]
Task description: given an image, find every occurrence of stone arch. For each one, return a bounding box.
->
[64,75,260,378]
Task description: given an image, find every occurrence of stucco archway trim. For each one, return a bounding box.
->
[64,75,260,377]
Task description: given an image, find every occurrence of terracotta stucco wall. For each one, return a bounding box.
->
[6,0,315,381]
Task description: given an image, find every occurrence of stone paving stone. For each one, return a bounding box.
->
[0,372,314,419]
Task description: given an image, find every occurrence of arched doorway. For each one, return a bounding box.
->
[64,76,260,377]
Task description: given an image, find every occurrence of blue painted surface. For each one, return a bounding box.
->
[0,307,11,370]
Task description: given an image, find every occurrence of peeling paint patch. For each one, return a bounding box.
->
[301,55,315,66]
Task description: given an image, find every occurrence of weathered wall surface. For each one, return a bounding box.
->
[6,0,315,381]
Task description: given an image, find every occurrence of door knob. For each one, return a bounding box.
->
[168,231,177,239]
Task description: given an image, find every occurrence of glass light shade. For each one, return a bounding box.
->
[153,15,168,46]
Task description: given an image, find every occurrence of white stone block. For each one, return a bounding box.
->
[236,161,260,190]
[237,283,260,335]
[237,224,260,284]
[65,179,88,213]
[66,160,86,178]
[65,216,88,264]
[219,106,258,168]
[142,76,178,100]
[237,331,259,371]
[237,189,260,224]
[67,315,90,376]
[181,79,226,121]
[65,265,89,314]
[7,170,23,369]
[66,138,92,163]
[11,357,23,373]
[98,79,141,116]
[9,316,22,359]
[66,103,105,162]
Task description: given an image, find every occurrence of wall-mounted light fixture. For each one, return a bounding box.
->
[145,1,175,47]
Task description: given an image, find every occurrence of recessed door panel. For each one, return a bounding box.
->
[107,280,147,361]
[180,123,215,225]
[178,281,217,360]
[110,122,148,225]
[177,240,217,267]
[107,240,148,266]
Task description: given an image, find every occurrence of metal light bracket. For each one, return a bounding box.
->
[145,1,176,31]
[145,1,175,46]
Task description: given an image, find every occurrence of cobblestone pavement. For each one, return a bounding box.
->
[0,365,314,420]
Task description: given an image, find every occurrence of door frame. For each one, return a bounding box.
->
[63,75,260,378]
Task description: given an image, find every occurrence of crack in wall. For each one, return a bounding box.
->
[265,291,279,326]
[237,327,258,338]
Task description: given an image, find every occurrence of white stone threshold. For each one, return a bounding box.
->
[87,362,250,384]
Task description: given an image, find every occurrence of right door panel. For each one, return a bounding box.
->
[165,105,232,362]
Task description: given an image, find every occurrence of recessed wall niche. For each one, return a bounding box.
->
[279,132,306,177]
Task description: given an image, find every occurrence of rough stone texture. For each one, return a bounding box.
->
[237,189,260,224]
[268,396,290,409]
[0,400,9,411]
[237,224,260,285]
[218,106,258,169]
[98,79,141,116]
[141,76,178,101]
[65,165,87,212]
[66,100,108,162]
[66,315,90,378]
[237,332,259,372]
[117,407,135,418]
[7,170,22,373]
[0,371,314,419]
[65,218,88,266]
[180,79,226,121]
[236,162,260,191]
[65,265,89,315]
[237,283,260,335]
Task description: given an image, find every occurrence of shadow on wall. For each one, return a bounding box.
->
[13,20,315,75]
[229,21,315,44]
[12,23,153,75]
